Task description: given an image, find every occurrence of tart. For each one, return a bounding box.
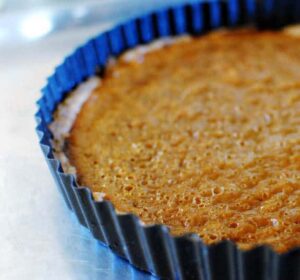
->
[51,29,300,254]
[37,2,300,279]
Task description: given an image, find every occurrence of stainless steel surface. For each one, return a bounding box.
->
[0,1,199,279]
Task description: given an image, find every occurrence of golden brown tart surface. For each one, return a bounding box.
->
[67,30,300,253]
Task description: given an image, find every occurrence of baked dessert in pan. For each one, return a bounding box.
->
[37,1,300,279]
[51,28,300,254]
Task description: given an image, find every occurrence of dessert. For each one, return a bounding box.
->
[52,30,300,253]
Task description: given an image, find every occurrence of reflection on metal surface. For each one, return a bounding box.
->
[20,12,53,39]
[64,215,156,280]
[0,0,200,45]
[72,6,89,20]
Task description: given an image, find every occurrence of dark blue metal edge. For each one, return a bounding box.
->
[35,1,300,279]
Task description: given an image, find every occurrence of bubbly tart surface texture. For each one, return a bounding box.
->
[66,30,300,253]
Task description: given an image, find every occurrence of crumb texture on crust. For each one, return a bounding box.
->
[49,77,100,174]
[66,30,300,253]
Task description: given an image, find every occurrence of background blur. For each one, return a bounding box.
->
[0,1,199,280]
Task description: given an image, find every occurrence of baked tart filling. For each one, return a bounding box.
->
[52,30,300,253]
